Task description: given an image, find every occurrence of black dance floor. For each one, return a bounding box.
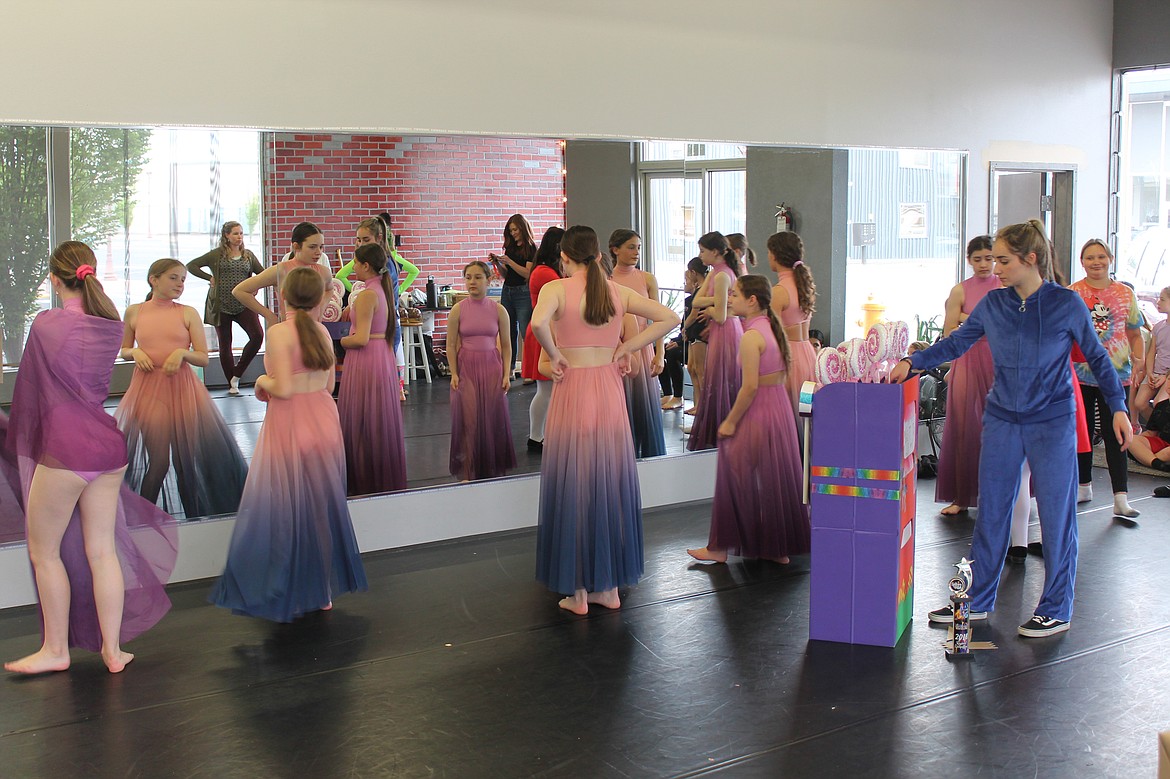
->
[2,468,1169,777]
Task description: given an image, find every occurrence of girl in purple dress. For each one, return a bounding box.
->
[688,275,810,563]
[937,236,1000,515]
[116,259,248,518]
[687,232,743,450]
[5,242,176,675]
[337,243,408,495]
[447,261,517,481]
[211,267,366,621]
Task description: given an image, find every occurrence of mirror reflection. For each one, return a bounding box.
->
[0,125,970,534]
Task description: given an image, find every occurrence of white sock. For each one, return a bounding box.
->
[1010,463,1031,547]
[529,381,552,442]
[1113,492,1140,518]
[1077,484,1092,503]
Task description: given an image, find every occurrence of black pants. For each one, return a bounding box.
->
[215,308,264,380]
[1077,383,1128,494]
[659,342,686,397]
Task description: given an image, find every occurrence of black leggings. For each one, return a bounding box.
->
[659,342,686,397]
[1077,383,1128,494]
[215,308,264,380]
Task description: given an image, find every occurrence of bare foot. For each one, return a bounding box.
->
[321,602,333,611]
[558,595,588,615]
[939,504,967,516]
[765,556,791,565]
[586,589,621,609]
[662,398,683,410]
[684,407,698,416]
[102,650,134,674]
[5,648,71,675]
[687,547,728,563]
[660,395,675,409]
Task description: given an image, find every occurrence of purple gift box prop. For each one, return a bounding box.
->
[808,381,917,647]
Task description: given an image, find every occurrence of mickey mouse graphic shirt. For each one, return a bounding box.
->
[1069,278,1143,386]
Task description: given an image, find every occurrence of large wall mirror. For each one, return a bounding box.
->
[0,124,966,538]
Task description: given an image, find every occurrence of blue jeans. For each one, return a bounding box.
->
[500,283,532,366]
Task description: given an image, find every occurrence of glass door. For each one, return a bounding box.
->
[643,172,703,290]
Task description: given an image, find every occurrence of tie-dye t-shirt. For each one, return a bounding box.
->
[1069,279,1142,386]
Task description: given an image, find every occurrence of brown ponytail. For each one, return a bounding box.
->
[727,233,757,268]
[739,275,790,369]
[282,266,334,371]
[996,220,1052,279]
[766,231,817,316]
[355,243,396,350]
[698,231,740,277]
[49,241,120,321]
[562,225,615,326]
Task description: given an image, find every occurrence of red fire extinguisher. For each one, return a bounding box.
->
[775,202,793,233]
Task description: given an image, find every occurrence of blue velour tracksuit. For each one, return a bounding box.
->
[909,281,1126,622]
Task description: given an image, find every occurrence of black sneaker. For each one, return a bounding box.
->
[927,604,988,624]
[1005,546,1027,564]
[1154,485,1170,498]
[1017,615,1069,637]
[1027,541,1044,558]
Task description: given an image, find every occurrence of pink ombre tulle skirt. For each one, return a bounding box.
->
[115,364,248,519]
[211,389,366,622]
[710,384,810,558]
[449,347,516,481]
[536,363,643,595]
[688,317,744,452]
[337,338,407,496]
[936,338,993,507]
[785,340,817,414]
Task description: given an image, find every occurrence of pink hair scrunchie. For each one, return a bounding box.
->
[75,264,96,281]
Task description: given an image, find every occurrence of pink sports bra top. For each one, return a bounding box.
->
[356,280,390,334]
[743,315,785,375]
[134,298,192,364]
[962,274,1002,314]
[612,265,649,327]
[275,259,334,318]
[272,315,332,377]
[775,270,811,328]
[555,272,625,349]
[457,296,500,351]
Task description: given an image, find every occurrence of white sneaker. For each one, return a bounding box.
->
[1076,484,1092,504]
[228,376,240,396]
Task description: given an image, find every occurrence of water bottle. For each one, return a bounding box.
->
[425,275,438,309]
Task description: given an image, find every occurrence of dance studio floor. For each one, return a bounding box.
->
[2,467,1168,777]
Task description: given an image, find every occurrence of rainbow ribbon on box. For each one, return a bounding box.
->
[810,466,903,501]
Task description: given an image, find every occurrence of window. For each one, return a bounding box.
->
[844,148,965,341]
[640,143,746,290]
[0,126,52,368]
[75,128,264,319]
[1116,67,1170,322]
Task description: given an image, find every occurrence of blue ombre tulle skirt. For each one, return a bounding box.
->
[624,344,666,458]
[536,363,644,595]
[211,389,367,621]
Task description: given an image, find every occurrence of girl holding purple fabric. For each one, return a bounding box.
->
[688,275,810,564]
[5,242,176,675]
[447,261,517,481]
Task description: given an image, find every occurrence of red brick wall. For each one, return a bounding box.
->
[263,133,566,344]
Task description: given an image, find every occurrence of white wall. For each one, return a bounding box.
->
[3,0,1114,242]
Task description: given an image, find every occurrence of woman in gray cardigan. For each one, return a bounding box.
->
[187,221,265,395]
